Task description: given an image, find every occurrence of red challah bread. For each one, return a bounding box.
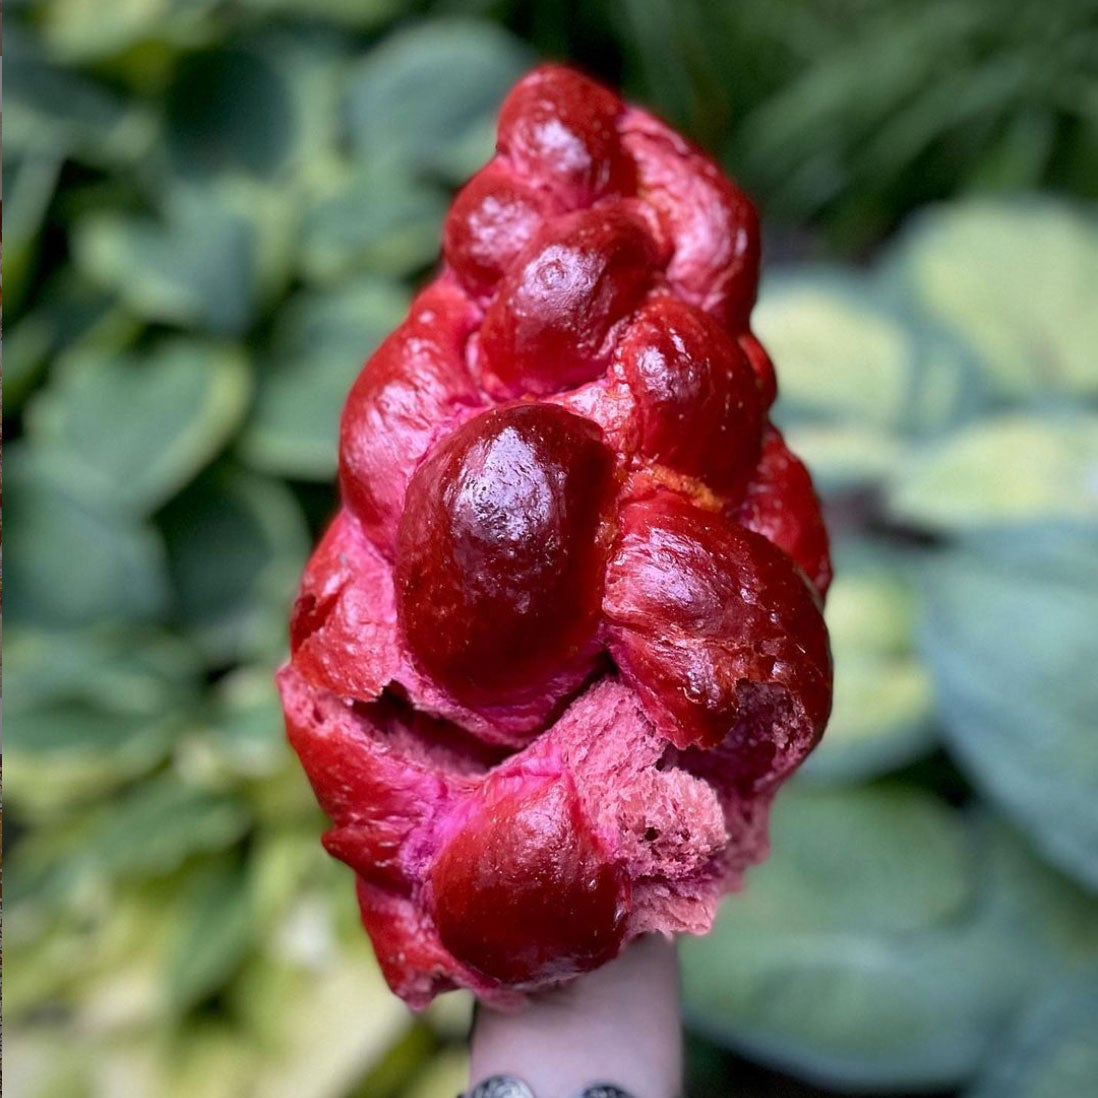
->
[278,64,832,1008]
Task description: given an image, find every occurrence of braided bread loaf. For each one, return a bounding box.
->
[278,65,832,1007]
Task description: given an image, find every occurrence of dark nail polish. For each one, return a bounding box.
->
[468,1075,537,1098]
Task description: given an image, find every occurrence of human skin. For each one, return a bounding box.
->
[469,935,682,1098]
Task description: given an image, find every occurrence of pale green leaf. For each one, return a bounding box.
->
[778,422,907,490]
[247,27,356,191]
[4,706,181,817]
[403,1049,470,1098]
[35,0,223,62]
[2,154,64,313]
[237,0,400,27]
[4,627,199,811]
[683,792,1098,1090]
[203,668,291,780]
[1,1031,97,1098]
[890,414,1098,531]
[162,1025,262,1098]
[5,627,200,718]
[893,200,1098,399]
[3,273,142,412]
[682,787,982,1089]
[756,274,916,428]
[3,39,156,166]
[244,948,409,1098]
[803,545,936,782]
[3,446,170,628]
[53,780,251,897]
[27,341,251,516]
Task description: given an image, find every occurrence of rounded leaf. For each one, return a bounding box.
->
[966,981,1098,1098]
[803,544,935,783]
[26,341,251,516]
[4,446,169,628]
[891,200,1098,400]
[755,272,972,435]
[345,20,531,182]
[919,527,1098,889]
[890,415,1098,531]
[681,789,1086,1090]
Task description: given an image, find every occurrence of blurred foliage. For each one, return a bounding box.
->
[611,0,1098,251]
[4,0,1098,1096]
[682,199,1098,1094]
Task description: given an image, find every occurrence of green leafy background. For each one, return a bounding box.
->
[4,1,1098,1095]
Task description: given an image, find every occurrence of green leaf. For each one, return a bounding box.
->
[891,199,1098,400]
[0,1030,98,1098]
[3,274,142,412]
[241,277,409,479]
[38,0,164,60]
[161,1024,261,1098]
[168,860,255,1011]
[238,945,409,1098]
[683,791,1098,1091]
[2,154,63,314]
[919,527,1098,889]
[966,981,1098,1098]
[5,627,200,719]
[976,819,1098,974]
[757,270,976,440]
[35,0,220,64]
[778,422,907,492]
[3,446,170,629]
[402,1049,469,1098]
[3,36,156,167]
[73,186,271,335]
[246,27,356,192]
[247,832,333,939]
[802,544,936,783]
[30,779,252,905]
[757,273,913,427]
[682,786,984,1089]
[26,341,251,517]
[236,0,400,28]
[733,787,974,934]
[4,627,200,811]
[161,470,310,664]
[202,668,291,780]
[4,315,56,409]
[301,165,448,282]
[165,48,297,181]
[344,19,530,182]
[5,705,181,817]
[966,109,1057,193]
[890,414,1098,532]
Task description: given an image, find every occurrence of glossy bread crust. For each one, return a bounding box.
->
[279,64,832,1007]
